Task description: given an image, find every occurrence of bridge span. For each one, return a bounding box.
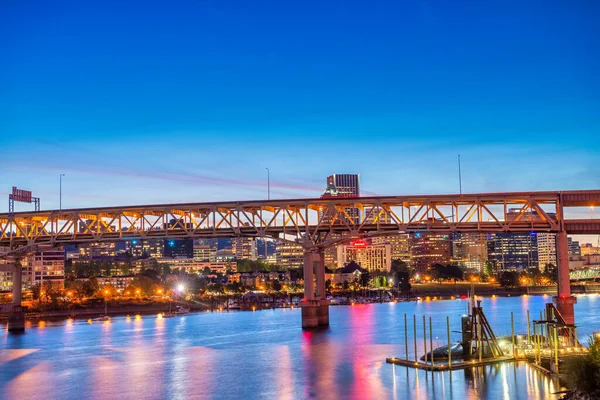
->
[1,189,599,331]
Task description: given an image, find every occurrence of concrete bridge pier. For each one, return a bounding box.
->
[7,262,25,333]
[301,251,329,329]
[553,231,577,325]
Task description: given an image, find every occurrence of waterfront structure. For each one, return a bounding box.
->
[3,189,600,330]
[164,239,193,258]
[451,233,488,274]
[337,239,391,272]
[410,233,451,273]
[276,241,304,269]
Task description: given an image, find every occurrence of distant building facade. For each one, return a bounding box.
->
[487,233,538,271]
[337,239,391,272]
[232,237,257,260]
[163,239,193,258]
[537,233,557,270]
[451,233,488,274]
[410,233,451,272]
[276,241,304,269]
[23,248,66,289]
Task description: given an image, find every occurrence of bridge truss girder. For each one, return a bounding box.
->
[0,192,567,256]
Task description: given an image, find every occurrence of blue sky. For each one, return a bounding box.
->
[1,1,599,214]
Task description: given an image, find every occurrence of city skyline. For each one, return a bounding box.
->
[1,1,599,213]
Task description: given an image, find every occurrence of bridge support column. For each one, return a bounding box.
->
[553,231,576,325]
[8,263,25,333]
[301,251,329,328]
[315,251,329,327]
[12,263,22,307]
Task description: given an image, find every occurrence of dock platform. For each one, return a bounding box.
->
[386,356,517,371]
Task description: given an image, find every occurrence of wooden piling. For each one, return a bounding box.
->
[404,313,408,361]
[423,315,428,365]
[413,314,418,362]
[429,317,434,369]
[527,310,531,344]
[447,316,452,369]
[511,312,515,357]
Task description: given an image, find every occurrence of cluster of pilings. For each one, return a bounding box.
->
[387,301,584,372]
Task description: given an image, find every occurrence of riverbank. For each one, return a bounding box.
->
[0,298,212,321]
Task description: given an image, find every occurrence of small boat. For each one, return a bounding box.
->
[95,299,110,321]
[227,300,242,310]
[420,343,465,361]
[163,305,190,317]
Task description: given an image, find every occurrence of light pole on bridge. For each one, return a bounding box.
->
[59,174,65,210]
[265,167,270,200]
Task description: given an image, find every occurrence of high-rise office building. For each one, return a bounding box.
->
[276,241,304,269]
[337,239,392,272]
[78,242,117,260]
[537,233,557,270]
[322,174,360,197]
[163,239,194,258]
[451,233,488,274]
[0,247,11,291]
[568,238,581,257]
[125,239,164,258]
[372,234,410,263]
[320,174,361,267]
[193,244,217,262]
[487,233,538,271]
[320,174,361,224]
[409,233,451,273]
[23,248,65,288]
[364,207,391,224]
[232,237,257,260]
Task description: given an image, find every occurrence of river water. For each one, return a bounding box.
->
[1,295,599,399]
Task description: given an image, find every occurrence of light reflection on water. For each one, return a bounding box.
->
[1,295,598,399]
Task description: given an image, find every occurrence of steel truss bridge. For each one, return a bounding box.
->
[1,190,599,254]
[1,189,599,329]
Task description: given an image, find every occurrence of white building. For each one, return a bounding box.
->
[337,241,391,272]
[537,233,557,271]
[232,237,257,260]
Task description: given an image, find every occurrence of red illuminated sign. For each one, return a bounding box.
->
[11,187,32,203]
[352,240,368,248]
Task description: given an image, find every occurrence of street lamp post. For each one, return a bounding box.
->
[59,174,65,210]
[265,168,270,200]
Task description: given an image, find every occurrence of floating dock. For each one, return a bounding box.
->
[386,356,517,371]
